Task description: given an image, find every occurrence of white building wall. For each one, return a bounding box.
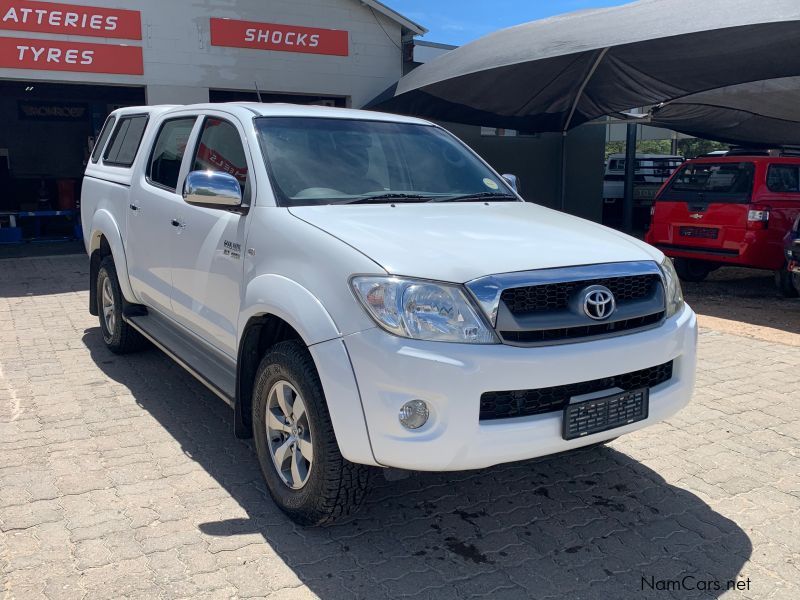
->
[0,0,404,107]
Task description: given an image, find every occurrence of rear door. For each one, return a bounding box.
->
[168,112,253,358]
[127,115,199,313]
[758,162,800,268]
[650,161,755,254]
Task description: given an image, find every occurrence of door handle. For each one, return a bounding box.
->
[129,204,139,211]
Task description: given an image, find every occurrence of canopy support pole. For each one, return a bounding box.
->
[561,47,609,212]
[623,122,637,232]
[563,47,609,132]
[559,132,567,210]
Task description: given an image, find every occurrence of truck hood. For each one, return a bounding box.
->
[288,202,663,282]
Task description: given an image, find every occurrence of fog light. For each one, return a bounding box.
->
[399,400,429,430]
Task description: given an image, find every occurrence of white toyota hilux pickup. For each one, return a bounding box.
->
[82,103,697,525]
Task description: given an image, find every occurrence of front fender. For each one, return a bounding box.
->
[238,275,378,466]
[239,274,341,345]
[89,209,137,303]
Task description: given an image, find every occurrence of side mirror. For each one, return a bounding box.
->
[502,173,520,194]
[183,170,242,209]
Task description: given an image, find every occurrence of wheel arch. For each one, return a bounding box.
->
[88,210,137,314]
[235,313,305,438]
[233,276,376,465]
[234,275,341,438]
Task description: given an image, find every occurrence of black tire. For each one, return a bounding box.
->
[794,273,800,296]
[252,340,372,526]
[775,268,799,298]
[674,258,712,283]
[96,256,148,354]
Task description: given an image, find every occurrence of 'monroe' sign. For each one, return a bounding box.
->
[0,0,141,39]
[210,17,348,57]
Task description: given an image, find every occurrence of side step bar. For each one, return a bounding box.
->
[124,312,236,407]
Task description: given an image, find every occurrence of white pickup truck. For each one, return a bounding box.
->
[82,103,697,525]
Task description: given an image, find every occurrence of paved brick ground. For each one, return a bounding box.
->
[1,255,799,600]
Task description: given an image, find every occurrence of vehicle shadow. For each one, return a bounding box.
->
[83,328,751,599]
[0,254,89,297]
[682,267,800,336]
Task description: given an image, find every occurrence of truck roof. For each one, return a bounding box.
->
[687,155,800,164]
[109,102,434,126]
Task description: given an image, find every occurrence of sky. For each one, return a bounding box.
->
[390,0,631,46]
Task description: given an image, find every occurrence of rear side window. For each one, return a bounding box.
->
[148,117,197,191]
[103,115,148,167]
[659,162,754,203]
[91,115,116,163]
[767,165,800,193]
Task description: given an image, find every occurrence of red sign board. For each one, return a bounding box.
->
[0,0,141,39]
[0,36,143,74]
[210,17,348,57]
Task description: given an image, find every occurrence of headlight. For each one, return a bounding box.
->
[658,256,684,318]
[351,276,498,344]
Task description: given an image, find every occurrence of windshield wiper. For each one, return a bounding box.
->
[341,193,433,205]
[429,192,519,203]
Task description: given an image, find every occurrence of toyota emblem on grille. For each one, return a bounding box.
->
[582,285,616,320]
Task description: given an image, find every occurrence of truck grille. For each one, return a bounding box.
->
[501,274,659,315]
[466,262,668,347]
[479,361,673,421]
[500,312,664,344]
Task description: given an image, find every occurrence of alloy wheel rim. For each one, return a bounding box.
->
[101,276,116,334]
[266,380,313,489]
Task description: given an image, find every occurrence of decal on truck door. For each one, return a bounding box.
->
[223,240,241,260]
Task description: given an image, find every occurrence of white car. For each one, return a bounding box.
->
[82,103,697,524]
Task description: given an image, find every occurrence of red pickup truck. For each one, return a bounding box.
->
[646,155,800,296]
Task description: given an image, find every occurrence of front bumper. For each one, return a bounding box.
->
[343,304,697,471]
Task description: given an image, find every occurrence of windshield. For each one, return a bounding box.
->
[255,117,516,206]
[658,161,754,203]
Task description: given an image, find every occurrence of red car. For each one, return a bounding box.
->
[646,155,800,296]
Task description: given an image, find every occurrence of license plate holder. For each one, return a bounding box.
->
[562,388,649,440]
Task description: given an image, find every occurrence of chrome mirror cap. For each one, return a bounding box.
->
[501,173,520,194]
[183,170,242,208]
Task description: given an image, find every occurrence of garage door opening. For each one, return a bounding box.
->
[0,80,144,245]
[209,88,346,107]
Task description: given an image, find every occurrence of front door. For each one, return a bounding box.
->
[127,116,198,315]
[169,114,253,358]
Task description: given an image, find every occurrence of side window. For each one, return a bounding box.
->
[91,115,116,163]
[767,165,800,193]
[191,118,248,188]
[147,118,197,191]
[103,115,148,167]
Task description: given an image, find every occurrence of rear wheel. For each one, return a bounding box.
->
[252,340,372,525]
[674,258,713,282]
[775,268,799,298]
[96,256,148,354]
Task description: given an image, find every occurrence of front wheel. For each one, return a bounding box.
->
[252,340,372,525]
[775,268,800,298]
[674,258,713,283]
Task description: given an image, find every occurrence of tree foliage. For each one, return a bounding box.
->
[605,137,729,160]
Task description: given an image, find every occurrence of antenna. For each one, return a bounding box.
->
[254,81,264,103]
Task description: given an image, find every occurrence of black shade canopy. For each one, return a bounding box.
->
[648,77,800,147]
[371,0,800,135]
